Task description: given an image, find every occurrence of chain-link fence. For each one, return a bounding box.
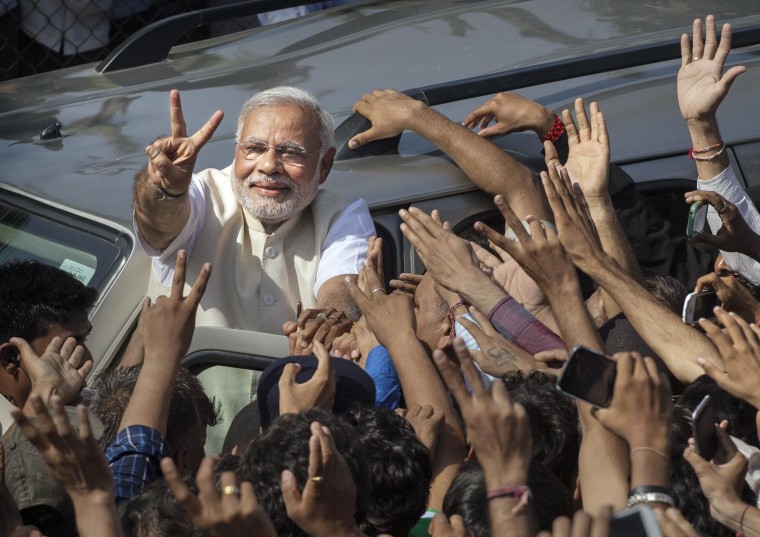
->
[0,0,262,81]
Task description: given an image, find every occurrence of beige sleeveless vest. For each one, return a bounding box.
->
[147,166,348,333]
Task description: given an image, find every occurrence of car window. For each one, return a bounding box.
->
[0,192,129,290]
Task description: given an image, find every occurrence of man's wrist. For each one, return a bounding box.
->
[711,497,749,529]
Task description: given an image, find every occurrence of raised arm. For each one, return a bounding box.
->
[349,89,549,220]
[133,90,223,251]
[678,15,745,180]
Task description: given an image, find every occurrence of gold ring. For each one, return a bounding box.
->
[693,56,701,61]
[222,485,240,496]
[310,476,324,483]
[371,288,385,295]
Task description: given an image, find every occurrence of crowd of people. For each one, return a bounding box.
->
[3,12,760,537]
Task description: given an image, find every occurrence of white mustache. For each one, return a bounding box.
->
[244,174,295,189]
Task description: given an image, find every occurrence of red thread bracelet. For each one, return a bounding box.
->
[540,115,565,142]
[688,141,724,159]
[486,485,532,513]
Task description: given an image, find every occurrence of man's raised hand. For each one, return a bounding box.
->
[677,15,746,124]
[348,89,423,149]
[145,89,224,195]
[545,98,609,199]
[142,249,211,362]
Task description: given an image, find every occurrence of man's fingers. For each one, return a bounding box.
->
[169,89,188,139]
[574,98,591,141]
[543,139,560,165]
[278,363,300,393]
[280,469,302,512]
[348,126,381,150]
[190,110,224,151]
[714,22,733,64]
[171,250,187,298]
[681,33,692,67]
[195,455,220,502]
[78,360,93,381]
[11,406,49,453]
[344,276,371,311]
[432,348,470,409]
[50,396,74,440]
[313,340,334,383]
[703,14,718,60]
[719,65,747,96]
[691,18,704,61]
[186,262,212,308]
[561,108,578,145]
[161,457,201,512]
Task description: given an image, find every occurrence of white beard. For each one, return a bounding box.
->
[232,168,320,224]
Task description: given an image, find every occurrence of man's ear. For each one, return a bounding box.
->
[318,147,336,185]
[174,445,189,474]
[0,343,20,373]
[436,318,453,350]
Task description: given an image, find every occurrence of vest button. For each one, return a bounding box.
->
[263,294,275,306]
[264,246,276,258]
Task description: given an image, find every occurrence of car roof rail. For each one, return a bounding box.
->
[334,23,760,162]
[97,0,332,73]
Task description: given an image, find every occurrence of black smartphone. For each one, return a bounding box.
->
[686,201,709,238]
[692,394,718,461]
[612,505,664,537]
[556,345,616,408]
[682,290,718,325]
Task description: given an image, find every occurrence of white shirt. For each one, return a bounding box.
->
[136,173,374,298]
[698,166,760,285]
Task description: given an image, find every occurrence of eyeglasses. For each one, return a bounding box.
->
[236,141,309,166]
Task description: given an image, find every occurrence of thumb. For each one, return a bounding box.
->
[691,232,726,249]
[697,356,726,384]
[9,337,35,364]
[543,140,560,165]
[719,66,747,94]
[278,363,301,391]
[477,124,506,138]
[683,445,711,475]
[280,469,301,511]
[348,126,381,149]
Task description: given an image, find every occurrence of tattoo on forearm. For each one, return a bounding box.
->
[486,346,517,367]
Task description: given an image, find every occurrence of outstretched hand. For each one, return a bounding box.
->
[12,395,113,500]
[544,98,609,199]
[10,335,91,406]
[163,456,277,537]
[142,249,211,363]
[677,16,746,124]
[348,89,423,149]
[462,92,555,139]
[432,338,532,484]
[280,422,360,537]
[278,341,336,415]
[145,89,224,194]
[697,307,760,408]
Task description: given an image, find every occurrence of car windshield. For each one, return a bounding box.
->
[0,198,125,290]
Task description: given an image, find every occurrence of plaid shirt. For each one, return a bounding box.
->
[105,425,171,506]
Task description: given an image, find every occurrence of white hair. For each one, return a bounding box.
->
[235,86,335,152]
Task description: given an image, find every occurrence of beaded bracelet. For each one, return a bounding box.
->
[688,141,724,160]
[540,115,566,142]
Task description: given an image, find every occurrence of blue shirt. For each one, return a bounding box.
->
[364,345,401,409]
[105,425,171,506]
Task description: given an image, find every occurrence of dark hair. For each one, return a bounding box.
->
[340,406,431,537]
[239,409,369,537]
[121,477,202,537]
[643,272,688,314]
[678,375,759,448]
[0,259,98,343]
[443,460,574,536]
[500,371,580,491]
[87,366,220,450]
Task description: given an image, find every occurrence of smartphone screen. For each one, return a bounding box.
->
[612,506,664,537]
[682,290,718,324]
[687,201,709,238]
[556,346,616,408]
[692,395,718,461]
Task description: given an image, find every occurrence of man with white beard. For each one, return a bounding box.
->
[133,87,374,333]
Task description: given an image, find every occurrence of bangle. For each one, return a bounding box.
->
[627,491,675,508]
[486,485,531,513]
[630,447,669,462]
[540,115,565,142]
[737,504,751,537]
[151,182,188,200]
[629,485,671,496]
[688,141,725,160]
[448,300,469,334]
